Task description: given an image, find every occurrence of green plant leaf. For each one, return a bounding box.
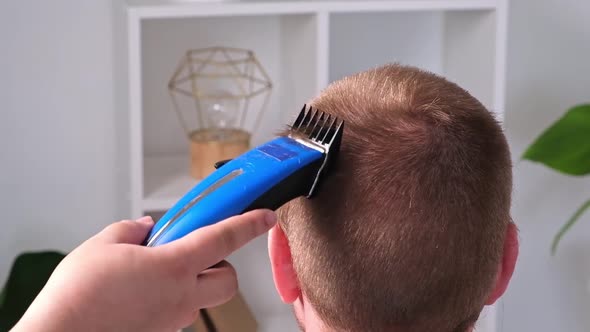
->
[551,198,590,255]
[0,251,66,332]
[522,104,590,176]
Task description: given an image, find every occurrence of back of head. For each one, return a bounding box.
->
[278,64,512,332]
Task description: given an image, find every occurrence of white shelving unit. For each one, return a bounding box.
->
[114,1,507,331]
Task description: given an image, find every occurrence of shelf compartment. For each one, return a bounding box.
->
[140,12,322,206]
[329,11,445,81]
[141,13,321,157]
[329,8,501,113]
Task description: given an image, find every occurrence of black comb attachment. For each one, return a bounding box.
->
[291,104,344,147]
[289,104,344,197]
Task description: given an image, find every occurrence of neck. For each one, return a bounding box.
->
[293,296,330,332]
[293,295,476,332]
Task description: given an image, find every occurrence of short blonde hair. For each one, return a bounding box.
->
[278,64,512,332]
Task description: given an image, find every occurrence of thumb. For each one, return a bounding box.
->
[97,216,155,244]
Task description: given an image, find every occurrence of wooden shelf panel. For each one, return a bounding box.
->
[127,0,499,19]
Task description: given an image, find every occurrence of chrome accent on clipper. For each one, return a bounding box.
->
[146,168,244,247]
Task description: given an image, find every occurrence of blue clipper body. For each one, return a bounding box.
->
[144,105,343,247]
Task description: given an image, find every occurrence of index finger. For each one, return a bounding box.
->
[169,209,277,271]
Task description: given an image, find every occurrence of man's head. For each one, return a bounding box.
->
[268,64,518,332]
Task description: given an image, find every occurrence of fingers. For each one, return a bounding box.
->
[97,216,154,244]
[192,261,238,309]
[169,209,277,272]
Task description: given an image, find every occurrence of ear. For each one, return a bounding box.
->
[485,222,519,305]
[268,224,301,303]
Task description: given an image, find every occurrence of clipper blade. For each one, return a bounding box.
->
[289,104,344,197]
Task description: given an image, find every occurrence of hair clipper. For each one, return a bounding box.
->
[143,104,344,247]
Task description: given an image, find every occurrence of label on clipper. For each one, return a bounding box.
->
[258,143,297,161]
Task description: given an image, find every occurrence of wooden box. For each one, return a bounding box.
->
[191,292,258,332]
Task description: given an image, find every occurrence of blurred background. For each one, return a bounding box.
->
[1,0,589,331]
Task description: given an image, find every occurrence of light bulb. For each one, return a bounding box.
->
[201,89,240,140]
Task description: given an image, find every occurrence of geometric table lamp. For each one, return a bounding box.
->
[168,46,273,179]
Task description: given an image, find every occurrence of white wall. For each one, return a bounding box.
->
[501,0,590,331]
[0,1,117,283]
[2,1,590,331]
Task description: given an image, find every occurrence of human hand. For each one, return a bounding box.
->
[11,209,277,332]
